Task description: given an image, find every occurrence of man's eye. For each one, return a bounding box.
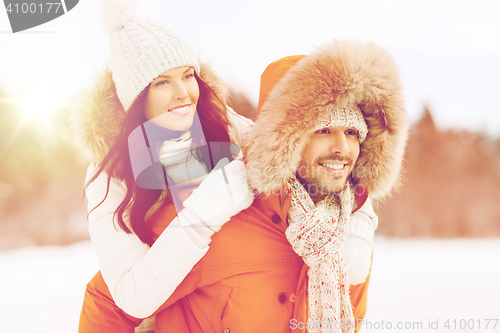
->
[316,129,330,134]
[346,129,358,136]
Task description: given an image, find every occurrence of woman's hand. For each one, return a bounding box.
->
[179,158,255,237]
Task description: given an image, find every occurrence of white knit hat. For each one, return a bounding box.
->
[100,0,200,112]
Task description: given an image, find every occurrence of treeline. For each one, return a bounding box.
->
[0,95,88,249]
[376,108,500,237]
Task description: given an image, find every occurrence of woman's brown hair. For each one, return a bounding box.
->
[86,72,232,245]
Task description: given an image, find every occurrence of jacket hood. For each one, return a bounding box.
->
[245,41,409,201]
[69,62,228,165]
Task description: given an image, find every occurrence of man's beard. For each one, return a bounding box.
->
[296,155,354,202]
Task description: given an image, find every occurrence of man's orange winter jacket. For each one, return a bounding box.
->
[79,187,370,333]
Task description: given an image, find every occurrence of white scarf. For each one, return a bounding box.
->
[158,131,208,187]
[286,176,354,333]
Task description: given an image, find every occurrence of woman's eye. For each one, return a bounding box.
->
[184,73,194,80]
[155,80,168,86]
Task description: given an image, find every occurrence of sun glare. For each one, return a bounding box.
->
[15,87,56,122]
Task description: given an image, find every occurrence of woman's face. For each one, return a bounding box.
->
[144,67,200,131]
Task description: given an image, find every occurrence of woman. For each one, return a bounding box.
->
[70,0,254,325]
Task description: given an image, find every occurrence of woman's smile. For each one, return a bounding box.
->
[168,104,193,116]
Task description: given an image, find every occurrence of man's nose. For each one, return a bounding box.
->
[329,131,349,154]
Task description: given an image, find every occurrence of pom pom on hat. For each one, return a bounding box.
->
[100,0,140,35]
[100,0,200,112]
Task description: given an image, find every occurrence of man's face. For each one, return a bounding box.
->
[296,126,361,203]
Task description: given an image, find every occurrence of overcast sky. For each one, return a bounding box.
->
[1,0,499,136]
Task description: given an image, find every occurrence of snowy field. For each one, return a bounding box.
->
[364,237,500,333]
[1,237,499,333]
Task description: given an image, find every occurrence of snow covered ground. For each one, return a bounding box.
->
[363,237,500,333]
[1,237,499,333]
[0,241,98,333]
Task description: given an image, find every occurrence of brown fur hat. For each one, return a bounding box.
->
[245,41,409,201]
[69,62,228,165]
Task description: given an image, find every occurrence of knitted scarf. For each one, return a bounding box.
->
[286,176,354,333]
[159,131,210,186]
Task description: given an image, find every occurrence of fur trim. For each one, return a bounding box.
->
[69,62,228,165]
[245,41,409,201]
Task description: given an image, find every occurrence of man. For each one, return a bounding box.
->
[79,41,408,333]
[244,45,408,331]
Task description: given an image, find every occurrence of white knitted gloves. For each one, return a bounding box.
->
[178,158,254,239]
[340,197,378,285]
